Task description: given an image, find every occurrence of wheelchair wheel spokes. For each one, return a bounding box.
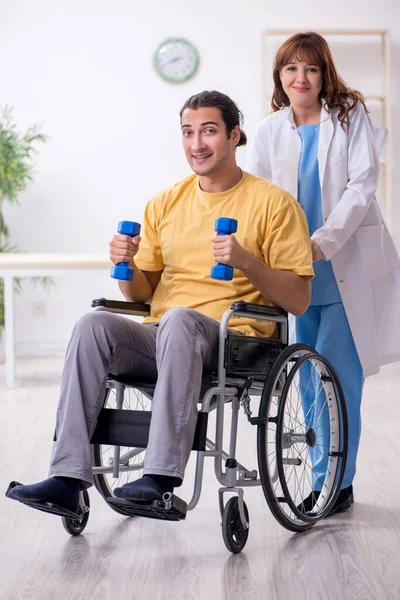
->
[92,385,151,514]
[257,345,311,531]
[257,344,347,532]
[276,352,346,523]
[265,412,312,532]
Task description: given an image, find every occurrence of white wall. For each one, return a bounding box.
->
[1,0,399,356]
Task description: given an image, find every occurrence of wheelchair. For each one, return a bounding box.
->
[60,298,348,554]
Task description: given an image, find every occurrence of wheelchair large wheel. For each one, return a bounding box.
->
[92,384,151,515]
[257,344,348,533]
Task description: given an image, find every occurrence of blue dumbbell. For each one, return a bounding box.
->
[111,220,141,281]
[210,217,238,281]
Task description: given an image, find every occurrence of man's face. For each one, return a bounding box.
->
[181,107,239,177]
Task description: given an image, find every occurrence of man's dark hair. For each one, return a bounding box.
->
[180,90,247,147]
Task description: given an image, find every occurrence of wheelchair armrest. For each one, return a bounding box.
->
[231,301,287,318]
[227,301,288,345]
[91,297,151,317]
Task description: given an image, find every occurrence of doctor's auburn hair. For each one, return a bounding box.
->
[272,31,368,131]
[180,90,247,147]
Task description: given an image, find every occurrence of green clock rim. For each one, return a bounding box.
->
[153,37,199,84]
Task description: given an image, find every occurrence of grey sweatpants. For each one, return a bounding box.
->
[49,307,222,487]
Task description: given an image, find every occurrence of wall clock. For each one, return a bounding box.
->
[154,37,199,84]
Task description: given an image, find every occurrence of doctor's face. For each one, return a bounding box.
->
[280,59,322,111]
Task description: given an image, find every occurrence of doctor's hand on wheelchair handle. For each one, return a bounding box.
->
[110,221,141,281]
[310,239,323,262]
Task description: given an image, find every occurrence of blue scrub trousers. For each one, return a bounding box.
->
[296,303,364,490]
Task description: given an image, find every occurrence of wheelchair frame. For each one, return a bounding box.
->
[83,298,348,553]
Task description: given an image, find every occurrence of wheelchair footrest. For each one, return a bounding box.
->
[106,493,187,521]
[5,481,82,520]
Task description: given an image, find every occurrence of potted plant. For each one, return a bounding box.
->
[0,106,52,344]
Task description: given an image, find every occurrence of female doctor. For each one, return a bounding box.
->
[246,31,400,516]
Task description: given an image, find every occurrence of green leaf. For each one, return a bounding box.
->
[0,106,47,204]
[0,107,49,330]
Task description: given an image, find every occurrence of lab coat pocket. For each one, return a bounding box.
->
[355,224,389,282]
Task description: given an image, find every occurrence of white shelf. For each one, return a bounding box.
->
[364,95,385,102]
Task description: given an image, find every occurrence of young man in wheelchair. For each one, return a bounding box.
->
[6,90,314,516]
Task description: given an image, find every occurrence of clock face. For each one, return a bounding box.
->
[154,38,199,84]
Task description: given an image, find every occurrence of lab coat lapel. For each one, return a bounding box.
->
[285,107,301,199]
[318,102,333,193]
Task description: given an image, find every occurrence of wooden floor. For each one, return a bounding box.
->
[0,356,399,600]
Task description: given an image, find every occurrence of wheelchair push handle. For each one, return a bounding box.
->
[111,220,141,282]
[210,217,238,281]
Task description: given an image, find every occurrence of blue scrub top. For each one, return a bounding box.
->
[297,124,341,305]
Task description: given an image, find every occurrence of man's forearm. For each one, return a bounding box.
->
[118,261,153,303]
[240,254,311,316]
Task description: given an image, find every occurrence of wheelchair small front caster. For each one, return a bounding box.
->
[222,496,249,554]
[62,490,90,536]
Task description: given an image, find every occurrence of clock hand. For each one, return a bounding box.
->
[163,56,183,67]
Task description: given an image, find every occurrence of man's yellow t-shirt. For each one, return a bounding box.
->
[135,171,314,337]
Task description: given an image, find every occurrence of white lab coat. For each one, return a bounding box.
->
[246,101,400,376]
